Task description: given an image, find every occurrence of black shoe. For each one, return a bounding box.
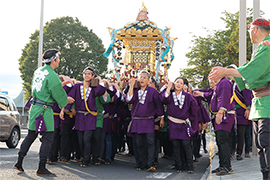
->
[204,149,208,153]
[104,159,111,165]
[80,161,89,167]
[13,163,24,172]
[216,167,233,176]
[147,166,156,172]
[37,162,56,177]
[212,167,222,173]
[14,155,24,172]
[236,154,243,161]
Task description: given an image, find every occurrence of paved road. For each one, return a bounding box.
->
[0,137,210,180]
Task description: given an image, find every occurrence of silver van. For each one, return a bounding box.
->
[0,93,21,148]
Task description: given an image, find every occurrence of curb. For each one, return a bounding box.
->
[200,154,216,180]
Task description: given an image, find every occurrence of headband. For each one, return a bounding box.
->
[43,51,60,63]
[140,70,150,78]
[83,67,95,76]
[227,64,238,69]
[248,19,270,29]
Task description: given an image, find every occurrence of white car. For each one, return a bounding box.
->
[0,93,21,148]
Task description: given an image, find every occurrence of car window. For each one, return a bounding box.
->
[0,97,10,111]
[11,100,17,111]
[7,97,16,111]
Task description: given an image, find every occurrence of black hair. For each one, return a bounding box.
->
[83,66,96,76]
[42,49,59,65]
[174,77,189,87]
[151,77,159,90]
[212,64,223,68]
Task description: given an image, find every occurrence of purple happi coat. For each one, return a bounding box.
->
[66,83,106,131]
[199,88,214,104]
[103,93,119,134]
[126,86,164,134]
[210,78,235,132]
[102,86,117,134]
[160,89,199,140]
[25,96,32,109]
[232,82,253,126]
[52,85,72,129]
[194,95,211,124]
[60,85,75,128]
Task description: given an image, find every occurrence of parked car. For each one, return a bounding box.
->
[0,93,21,148]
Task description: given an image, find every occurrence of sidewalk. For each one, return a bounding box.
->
[201,134,261,180]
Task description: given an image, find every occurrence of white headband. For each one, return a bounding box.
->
[43,52,60,63]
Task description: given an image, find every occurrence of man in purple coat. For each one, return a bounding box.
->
[126,70,164,172]
[227,64,253,161]
[209,66,235,176]
[60,67,106,167]
[194,66,235,176]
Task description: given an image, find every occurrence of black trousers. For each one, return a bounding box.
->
[253,118,270,173]
[18,130,54,163]
[48,128,60,161]
[160,132,173,156]
[171,139,194,171]
[135,133,155,168]
[192,132,201,158]
[236,124,246,155]
[216,130,231,169]
[77,130,94,163]
[60,124,72,159]
[70,130,81,159]
[92,127,102,163]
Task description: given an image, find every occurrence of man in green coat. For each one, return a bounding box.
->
[14,49,74,177]
[209,18,270,180]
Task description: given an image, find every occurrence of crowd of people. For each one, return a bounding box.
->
[13,18,269,179]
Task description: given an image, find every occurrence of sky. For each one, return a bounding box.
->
[0,0,269,99]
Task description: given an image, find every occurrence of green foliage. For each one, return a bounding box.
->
[180,10,255,89]
[19,16,108,99]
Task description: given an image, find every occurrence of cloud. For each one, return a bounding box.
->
[0,73,23,99]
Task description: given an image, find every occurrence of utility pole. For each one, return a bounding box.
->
[38,0,44,68]
[252,0,260,156]
[239,0,246,66]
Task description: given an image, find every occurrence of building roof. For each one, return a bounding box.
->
[13,90,27,108]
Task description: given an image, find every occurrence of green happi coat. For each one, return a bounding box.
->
[95,93,111,128]
[28,65,68,131]
[234,35,270,120]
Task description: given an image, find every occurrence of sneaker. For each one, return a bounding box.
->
[212,167,222,173]
[236,154,243,161]
[216,167,233,176]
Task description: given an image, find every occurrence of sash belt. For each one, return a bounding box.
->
[253,83,270,98]
[132,116,154,120]
[31,98,54,108]
[168,116,186,124]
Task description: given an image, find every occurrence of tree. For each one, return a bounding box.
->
[19,16,108,99]
[180,10,255,89]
